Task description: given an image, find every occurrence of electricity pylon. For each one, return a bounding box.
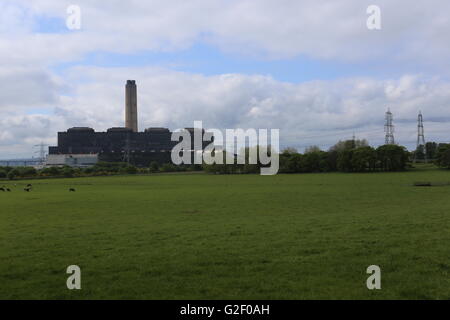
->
[414,111,427,163]
[384,109,395,145]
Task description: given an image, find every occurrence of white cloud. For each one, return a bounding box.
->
[0,67,63,109]
[1,0,450,69]
[2,65,450,157]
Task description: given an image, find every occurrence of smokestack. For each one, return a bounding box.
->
[125,80,138,132]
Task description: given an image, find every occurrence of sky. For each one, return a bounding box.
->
[1,0,450,158]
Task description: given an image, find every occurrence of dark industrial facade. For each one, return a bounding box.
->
[49,81,209,166]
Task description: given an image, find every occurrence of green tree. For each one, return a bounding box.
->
[122,165,138,174]
[20,167,37,177]
[301,151,329,172]
[435,144,450,169]
[414,144,426,161]
[62,166,75,178]
[83,167,94,175]
[330,139,368,152]
[47,166,61,176]
[326,150,339,172]
[351,146,377,172]
[160,163,178,172]
[7,169,19,180]
[304,145,321,154]
[376,145,408,171]
[425,142,438,160]
[337,149,354,172]
[149,161,159,173]
[279,150,302,173]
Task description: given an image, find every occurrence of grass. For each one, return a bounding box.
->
[0,168,449,300]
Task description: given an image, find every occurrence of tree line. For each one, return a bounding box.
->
[203,139,410,174]
[0,161,203,180]
[2,140,450,180]
[204,139,450,174]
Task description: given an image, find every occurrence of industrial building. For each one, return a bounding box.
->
[47,80,209,167]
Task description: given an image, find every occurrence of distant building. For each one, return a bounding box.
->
[46,154,98,167]
[48,81,210,167]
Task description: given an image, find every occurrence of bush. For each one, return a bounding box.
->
[94,162,128,173]
[7,169,19,180]
[62,166,75,178]
[20,167,37,177]
[351,146,377,172]
[436,144,450,169]
[376,145,409,171]
[149,161,159,173]
[160,163,179,172]
[120,165,138,174]
[41,166,61,176]
[337,149,353,172]
[83,167,94,174]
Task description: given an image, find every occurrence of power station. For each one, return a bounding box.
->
[47,80,209,167]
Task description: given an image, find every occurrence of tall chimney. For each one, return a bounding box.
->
[125,80,138,132]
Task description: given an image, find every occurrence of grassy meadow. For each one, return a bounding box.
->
[0,168,449,299]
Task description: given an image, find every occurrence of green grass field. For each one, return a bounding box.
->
[0,169,449,300]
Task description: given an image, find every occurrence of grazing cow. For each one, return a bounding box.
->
[24,187,31,192]
[6,188,11,192]
[69,188,76,192]
[0,187,5,192]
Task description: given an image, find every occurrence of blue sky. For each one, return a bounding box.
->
[50,43,407,83]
